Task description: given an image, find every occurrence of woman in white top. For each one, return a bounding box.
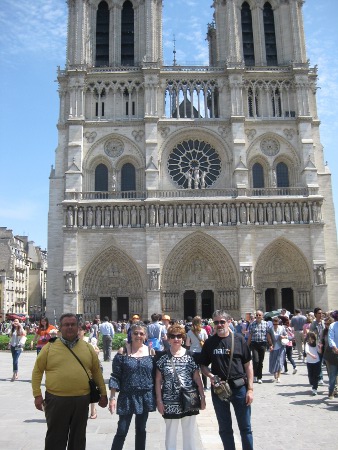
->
[185,316,209,389]
[8,318,26,381]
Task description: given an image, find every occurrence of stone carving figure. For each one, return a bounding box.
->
[114,206,120,227]
[221,204,228,224]
[204,205,210,225]
[284,203,291,222]
[275,203,282,222]
[78,208,84,227]
[258,204,264,223]
[267,203,273,224]
[316,266,325,285]
[249,204,255,223]
[131,206,137,227]
[67,207,73,227]
[195,205,201,225]
[201,171,207,189]
[312,202,319,222]
[177,206,183,225]
[302,203,308,223]
[104,207,110,227]
[96,207,102,227]
[159,206,165,226]
[140,207,146,226]
[186,171,193,189]
[213,205,219,224]
[230,204,237,223]
[293,203,299,222]
[149,270,158,290]
[65,273,73,292]
[272,169,277,187]
[168,206,174,226]
[242,268,251,287]
[112,173,117,191]
[122,206,128,226]
[186,205,192,225]
[240,203,246,223]
[149,205,156,226]
[87,207,93,227]
[194,168,200,189]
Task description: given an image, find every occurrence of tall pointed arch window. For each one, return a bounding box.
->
[252,163,265,188]
[96,1,109,67]
[263,3,277,66]
[276,162,289,187]
[95,164,109,191]
[241,2,255,66]
[121,1,134,66]
[121,163,136,191]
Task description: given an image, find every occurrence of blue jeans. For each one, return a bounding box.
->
[326,362,338,395]
[10,346,22,372]
[212,386,253,450]
[111,412,149,450]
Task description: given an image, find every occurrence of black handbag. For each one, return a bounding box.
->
[169,353,201,413]
[64,344,102,403]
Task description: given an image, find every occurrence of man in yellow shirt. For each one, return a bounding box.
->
[32,313,108,450]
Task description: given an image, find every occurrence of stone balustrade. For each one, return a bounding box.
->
[64,199,322,229]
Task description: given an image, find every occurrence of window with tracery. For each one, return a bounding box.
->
[263,2,277,65]
[241,2,255,66]
[121,163,136,191]
[248,88,259,117]
[252,163,264,188]
[167,139,221,189]
[96,1,109,67]
[276,162,289,187]
[95,164,108,191]
[121,1,134,66]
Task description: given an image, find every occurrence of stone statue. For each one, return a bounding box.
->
[65,273,73,292]
[186,205,192,225]
[78,208,83,227]
[267,203,273,224]
[213,205,219,224]
[149,270,158,290]
[316,266,325,285]
[177,206,183,225]
[149,205,156,226]
[275,203,282,222]
[249,204,255,223]
[284,203,291,222]
[168,206,174,226]
[293,203,299,222]
[195,205,201,225]
[112,173,117,191]
[201,171,207,189]
[122,206,128,227]
[204,205,210,225]
[67,207,73,227]
[113,206,120,227]
[258,204,264,223]
[221,204,228,224]
[96,208,102,227]
[87,207,93,227]
[242,268,251,287]
[312,202,319,222]
[230,204,237,223]
[240,204,246,223]
[159,206,165,225]
[140,207,146,226]
[104,207,110,227]
[186,171,193,189]
[131,207,137,226]
[272,169,277,187]
[302,203,308,223]
[193,168,200,189]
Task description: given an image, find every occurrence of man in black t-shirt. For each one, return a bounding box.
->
[199,310,254,450]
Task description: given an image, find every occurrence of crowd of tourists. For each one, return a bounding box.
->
[2,306,337,450]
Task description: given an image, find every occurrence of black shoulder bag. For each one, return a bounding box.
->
[64,344,101,403]
[169,351,201,413]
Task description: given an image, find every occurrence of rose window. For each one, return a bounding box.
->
[167,139,221,189]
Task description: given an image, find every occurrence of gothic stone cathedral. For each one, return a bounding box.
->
[47,0,338,321]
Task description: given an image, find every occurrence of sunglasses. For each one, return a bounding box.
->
[133,331,145,336]
[214,320,227,325]
[169,334,183,339]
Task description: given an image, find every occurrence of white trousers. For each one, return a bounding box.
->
[164,415,196,450]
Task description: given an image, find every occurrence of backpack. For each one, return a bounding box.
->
[146,325,161,351]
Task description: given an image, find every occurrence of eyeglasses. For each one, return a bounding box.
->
[213,320,227,325]
[169,334,183,339]
[133,331,145,336]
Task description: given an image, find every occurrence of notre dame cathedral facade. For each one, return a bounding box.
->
[47,0,338,321]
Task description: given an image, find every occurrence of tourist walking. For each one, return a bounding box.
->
[31,316,57,354]
[247,310,268,384]
[267,318,287,383]
[304,331,322,395]
[185,316,209,389]
[8,318,27,381]
[283,319,297,374]
[291,309,306,359]
[100,316,115,361]
[327,310,338,399]
[109,322,156,450]
[156,323,206,450]
[199,310,254,450]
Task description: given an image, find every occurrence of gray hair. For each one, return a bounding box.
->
[212,310,231,321]
[130,321,147,335]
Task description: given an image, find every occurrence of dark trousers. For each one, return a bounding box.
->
[10,346,22,372]
[44,391,90,450]
[102,335,112,361]
[212,386,253,450]
[111,412,149,450]
[284,346,296,371]
[250,341,266,380]
[307,362,321,390]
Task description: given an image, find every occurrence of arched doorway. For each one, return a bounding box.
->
[282,287,294,312]
[184,291,196,319]
[202,290,214,318]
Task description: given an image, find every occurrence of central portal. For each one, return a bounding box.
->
[184,290,196,319]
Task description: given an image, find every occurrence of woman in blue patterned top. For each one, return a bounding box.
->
[108,322,156,450]
[155,324,206,450]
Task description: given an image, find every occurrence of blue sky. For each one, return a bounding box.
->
[0,0,337,250]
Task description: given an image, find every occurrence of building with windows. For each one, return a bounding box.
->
[47,0,338,321]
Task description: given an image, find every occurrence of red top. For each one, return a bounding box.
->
[36,324,56,349]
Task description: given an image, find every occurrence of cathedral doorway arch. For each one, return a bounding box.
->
[255,239,312,313]
[161,232,238,319]
[80,245,144,321]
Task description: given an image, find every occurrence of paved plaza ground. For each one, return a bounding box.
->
[0,349,336,450]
